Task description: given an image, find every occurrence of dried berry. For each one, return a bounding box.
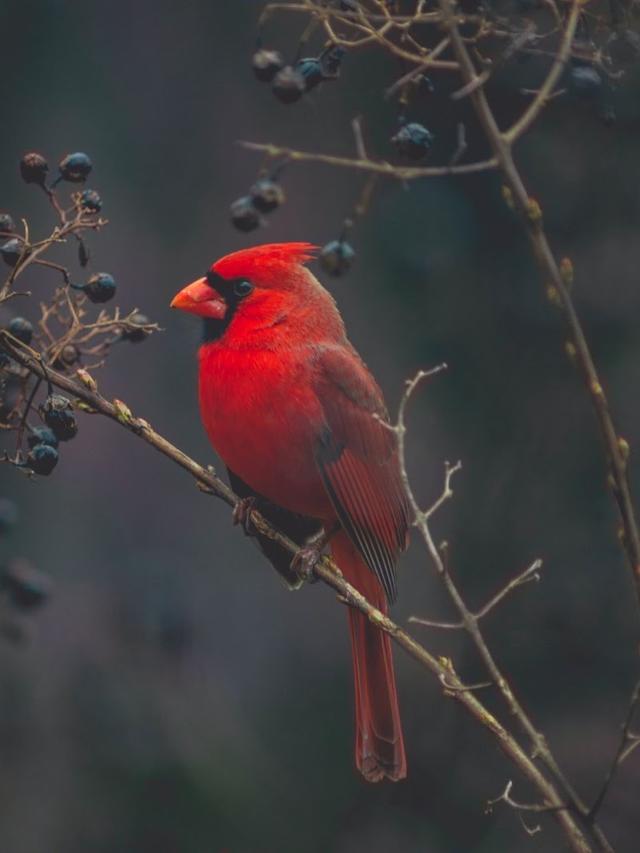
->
[121,313,150,343]
[230,197,260,232]
[83,272,116,304]
[252,48,285,82]
[1,560,52,608]
[250,178,285,213]
[7,317,33,346]
[0,213,15,234]
[58,151,93,183]
[78,240,90,267]
[52,344,80,370]
[20,152,49,185]
[41,394,78,441]
[26,443,59,476]
[272,66,306,104]
[27,426,59,450]
[319,239,355,277]
[391,122,434,160]
[320,45,346,79]
[79,189,102,212]
[1,239,23,267]
[296,58,324,92]
[569,65,602,98]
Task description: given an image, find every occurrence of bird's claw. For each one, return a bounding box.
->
[290,546,322,584]
[232,496,258,535]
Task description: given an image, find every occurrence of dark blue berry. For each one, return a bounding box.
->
[319,240,355,277]
[41,394,78,441]
[230,197,260,232]
[27,426,58,449]
[79,189,102,212]
[272,66,306,104]
[121,313,150,343]
[391,122,434,160]
[296,58,324,92]
[569,65,602,98]
[250,179,285,213]
[58,152,92,183]
[26,443,59,476]
[1,239,23,267]
[252,49,284,82]
[7,317,33,346]
[1,560,52,608]
[83,272,116,304]
[20,152,49,185]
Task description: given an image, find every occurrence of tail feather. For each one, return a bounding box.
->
[332,532,406,782]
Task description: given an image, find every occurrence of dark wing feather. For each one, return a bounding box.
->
[313,345,411,603]
[227,468,322,589]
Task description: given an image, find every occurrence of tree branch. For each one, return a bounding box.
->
[0,330,594,853]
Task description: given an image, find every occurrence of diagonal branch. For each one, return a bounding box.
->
[0,331,593,853]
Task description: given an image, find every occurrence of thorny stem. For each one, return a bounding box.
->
[0,332,592,853]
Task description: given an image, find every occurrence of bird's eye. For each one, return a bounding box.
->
[233,279,253,298]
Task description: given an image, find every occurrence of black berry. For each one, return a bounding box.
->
[569,65,602,98]
[20,152,49,185]
[272,66,306,104]
[27,426,59,449]
[319,240,355,277]
[1,239,23,267]
[58,152,93,183]
[296,58,324,92]
[250,178,285,213]
[1,560,52,608]
[252,49,285,82]
[391,122,434,160]
[7,317,33,346]
[0,213,15,234]
[230,197,260,232]
[52,344,80,370]
[83,272,116,303]
[26,443,59,476]
[121,313,150,343]
[79,189,102,212]
[41,394,78,441]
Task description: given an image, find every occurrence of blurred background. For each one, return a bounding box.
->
[1,1,640,851]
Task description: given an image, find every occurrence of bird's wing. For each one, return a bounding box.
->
[227,468,322,590]
[313,344,411,603]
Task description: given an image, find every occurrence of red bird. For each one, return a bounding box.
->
[171,242,409,782]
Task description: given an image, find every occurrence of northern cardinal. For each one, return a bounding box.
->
[171,242,409,782]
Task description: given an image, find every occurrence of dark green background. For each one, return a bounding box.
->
[1,1,640,851]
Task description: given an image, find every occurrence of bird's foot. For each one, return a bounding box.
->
[290,524,338,583]
[232,496,258,535]
[290,545,323,584]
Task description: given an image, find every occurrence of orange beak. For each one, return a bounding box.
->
[170,276,227,320]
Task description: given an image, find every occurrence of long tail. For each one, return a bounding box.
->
[331,531,406,782]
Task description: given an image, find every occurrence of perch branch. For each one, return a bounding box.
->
[0,330,594,853]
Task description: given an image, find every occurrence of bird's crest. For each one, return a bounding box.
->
[213,242,318,281]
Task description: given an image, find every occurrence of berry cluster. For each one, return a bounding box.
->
[252,43,346,105]
[230,172,286,233]
[1,150,157,479]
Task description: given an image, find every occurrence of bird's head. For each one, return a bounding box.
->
[171,242,341,343]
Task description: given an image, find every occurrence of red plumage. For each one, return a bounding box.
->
[172,242,409,782]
